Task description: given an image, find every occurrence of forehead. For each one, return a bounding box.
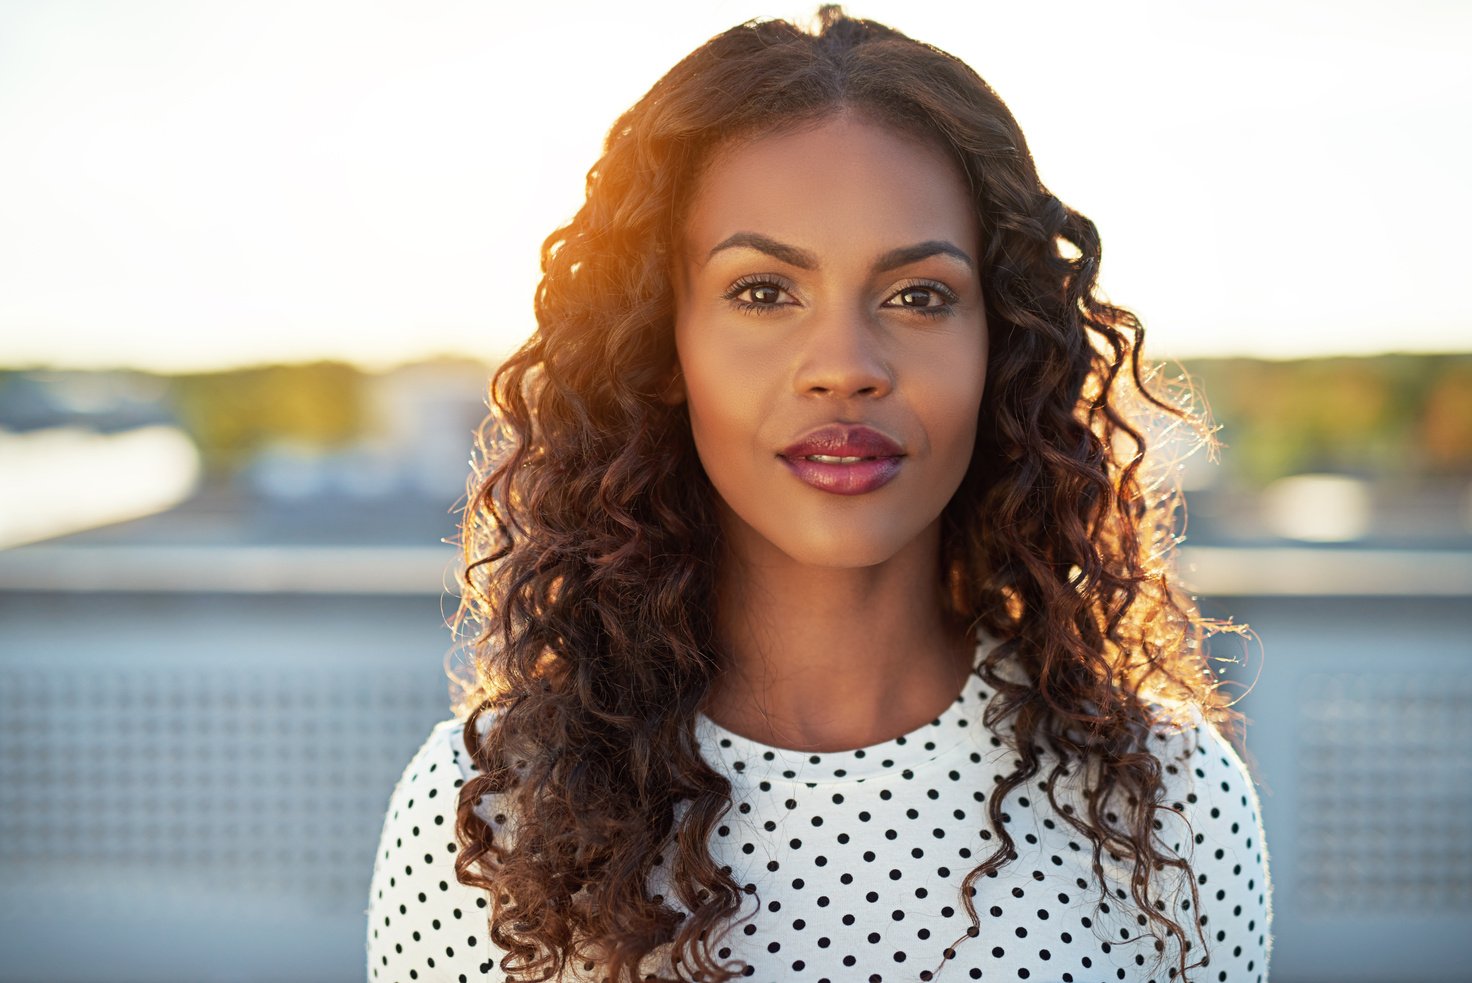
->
[681,112,980,267]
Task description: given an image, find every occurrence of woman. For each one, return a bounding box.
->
[367,7,1271,982]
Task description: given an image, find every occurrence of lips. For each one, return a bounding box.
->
[778,424,906,495]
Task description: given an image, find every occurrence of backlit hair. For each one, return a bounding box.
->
[449,6,1251,980]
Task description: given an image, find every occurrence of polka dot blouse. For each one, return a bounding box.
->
[367,646,1271,982]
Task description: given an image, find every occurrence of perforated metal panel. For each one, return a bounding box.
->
[0,664,450,910]
[1295,671,1472,913]
[4,571,1471,983]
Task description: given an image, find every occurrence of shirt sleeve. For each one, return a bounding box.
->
[1146,709,1274,983]
[366,718,512,983]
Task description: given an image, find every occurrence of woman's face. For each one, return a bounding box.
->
[671,112,988,570]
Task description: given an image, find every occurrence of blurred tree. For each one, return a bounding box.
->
[1180,353,1472,486]
[168,361,364,474]
[1420,360,1472,474]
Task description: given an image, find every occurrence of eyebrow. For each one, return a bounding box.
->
[705,232,976,274]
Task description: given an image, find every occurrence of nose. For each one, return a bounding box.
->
[792,310,894,399]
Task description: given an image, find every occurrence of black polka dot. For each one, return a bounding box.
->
[368,640,1270,981]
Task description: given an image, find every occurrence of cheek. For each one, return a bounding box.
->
[920,344,988,460]
[675,323,760,473]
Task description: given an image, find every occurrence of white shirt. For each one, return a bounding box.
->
[367,646,1271,983]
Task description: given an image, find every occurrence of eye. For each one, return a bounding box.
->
[882,279,959,318]
[744,284,785,305]
[722,275,797,315]
[894,286,939,308]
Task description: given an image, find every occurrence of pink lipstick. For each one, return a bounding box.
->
[779,424,905,495]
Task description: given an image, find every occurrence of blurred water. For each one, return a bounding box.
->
[0,426,201,549]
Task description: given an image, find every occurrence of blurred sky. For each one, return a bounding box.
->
[1,0,1468,372]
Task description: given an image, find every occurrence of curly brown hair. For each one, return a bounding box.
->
[447,6,1250,981]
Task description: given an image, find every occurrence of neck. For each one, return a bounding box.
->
[702,515,975,752]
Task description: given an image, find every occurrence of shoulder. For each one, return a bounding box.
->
[378,714,507,829]
[366,715,509,983]
[369,717,480,875]
[1147,704,1274,978]
[385,717,478,802]
[1147,703,1265,842]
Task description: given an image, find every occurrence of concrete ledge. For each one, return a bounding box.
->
[0,544,461,594]
[0,543,1469,597]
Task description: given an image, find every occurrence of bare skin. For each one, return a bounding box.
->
[670,111,989,752]
[706,515,978,752]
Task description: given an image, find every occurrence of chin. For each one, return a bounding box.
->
[715,495,940,572]
[772,526,920,571]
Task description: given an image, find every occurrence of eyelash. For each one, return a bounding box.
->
[721,275,960,319]
[721,275,795,316]
[887,279,960,319]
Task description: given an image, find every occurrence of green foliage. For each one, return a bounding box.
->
[1178,353,1472,486]
[168,361,365,473]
